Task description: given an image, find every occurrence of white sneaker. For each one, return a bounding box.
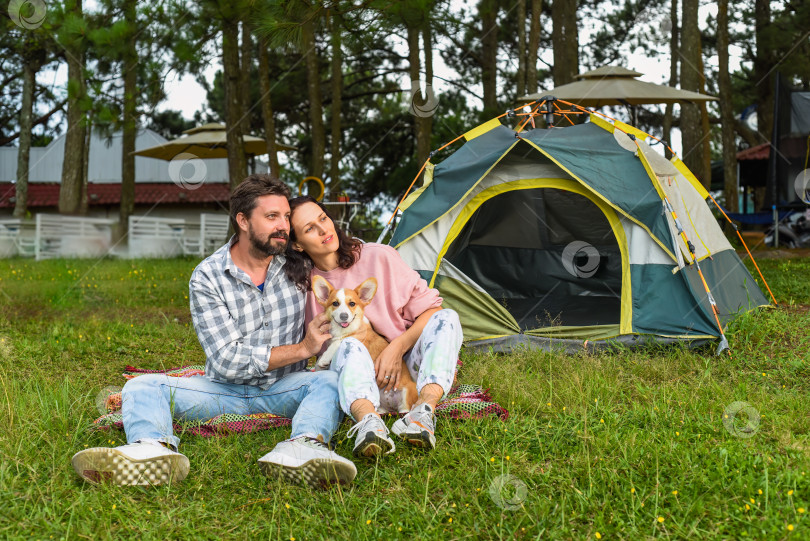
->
[258,436,357,488]
[391,403,436,450]
[71,442,189,486]
[346,413,396,458]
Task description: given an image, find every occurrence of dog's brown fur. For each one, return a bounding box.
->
[312,275,418,413]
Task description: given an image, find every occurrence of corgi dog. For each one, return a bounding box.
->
[311,275,418,414]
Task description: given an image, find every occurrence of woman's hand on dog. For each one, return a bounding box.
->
[375,341,407,392]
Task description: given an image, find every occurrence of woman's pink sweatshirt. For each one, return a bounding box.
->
[303,243,443,342]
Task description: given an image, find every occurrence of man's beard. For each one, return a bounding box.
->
[248,225,288,257]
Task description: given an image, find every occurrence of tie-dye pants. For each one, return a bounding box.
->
[329,309,462,420]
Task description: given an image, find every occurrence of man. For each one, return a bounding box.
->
[71,174,357,488]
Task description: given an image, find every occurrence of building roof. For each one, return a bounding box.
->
[736,143,769,161]
[0,182,230,209]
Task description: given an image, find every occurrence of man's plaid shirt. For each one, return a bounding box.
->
[189,237,307,389]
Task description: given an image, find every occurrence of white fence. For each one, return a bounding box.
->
[0,213,229,259]
[128,215,186,258]
[181,213,230,258]
[35,214,116,260]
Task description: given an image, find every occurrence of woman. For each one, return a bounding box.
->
[284,196,462,458]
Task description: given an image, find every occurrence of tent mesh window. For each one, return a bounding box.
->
[444,188,622,330]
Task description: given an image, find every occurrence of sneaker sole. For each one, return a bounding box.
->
[353,433,395,458]
[260,458,356,489]
[71,448,189,486]
[392,421,436,450]
[403,430,436,450]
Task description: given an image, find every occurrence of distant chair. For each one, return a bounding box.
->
[182,213,229,258]
[128,216,186,258]
[34,214,116,261]
[0,219,20,257]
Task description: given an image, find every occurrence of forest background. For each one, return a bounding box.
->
[3,0,810,232]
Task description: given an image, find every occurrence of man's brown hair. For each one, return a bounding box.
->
[229,174,291,232]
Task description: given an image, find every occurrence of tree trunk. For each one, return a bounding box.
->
[59,0,87,215]
[406,21,433,167]
[240,20,252,137]
[119,0,137,238]
[222,17,248,190]
[754,0,772,142]
[516,0,526,98]
[662,0,678,159]
[14,56,36,218]
[329,14,343,193]
[79,122,90,215]
[697,45,712,188]
[552,0,578,86]
[718,0,737,212]
[303,18,325,180]
[526,0,542,95]
[753,0,771,211]
[418,22,434,165]
[679,0,707,188]
[258,40,279,176]
[480,0,498,114]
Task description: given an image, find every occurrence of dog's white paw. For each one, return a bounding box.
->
[313,360,331,371]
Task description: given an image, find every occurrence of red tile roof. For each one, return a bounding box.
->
[0,182,230,209]
[736,143,769,161]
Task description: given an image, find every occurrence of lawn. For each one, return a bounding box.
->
[0,254,808,540]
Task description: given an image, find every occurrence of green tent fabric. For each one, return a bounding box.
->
[391,114,770,352]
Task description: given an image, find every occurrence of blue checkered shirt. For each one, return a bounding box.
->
[189,237,307,389]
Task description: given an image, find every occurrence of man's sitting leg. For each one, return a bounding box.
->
[72,374,191,485]
[253,369,357,487]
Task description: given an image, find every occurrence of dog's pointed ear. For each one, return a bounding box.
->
[355,278,377,304]
[312,275,334,306]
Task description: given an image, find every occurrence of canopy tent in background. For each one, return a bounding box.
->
[518,66,718,106]
[132,123,296,161]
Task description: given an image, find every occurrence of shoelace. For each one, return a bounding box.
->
[295,436,331,450]
[346,414,383,439]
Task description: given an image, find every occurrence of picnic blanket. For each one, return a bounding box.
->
[93,365,508,438]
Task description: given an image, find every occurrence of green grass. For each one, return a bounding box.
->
[0,255,808,539]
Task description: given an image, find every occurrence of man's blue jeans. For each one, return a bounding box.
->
[120,369,343,450]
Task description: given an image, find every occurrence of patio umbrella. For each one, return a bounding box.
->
[133,123,296,161]
[518,66,718,106]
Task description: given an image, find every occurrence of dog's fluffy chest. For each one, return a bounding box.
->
[378,388,409,414]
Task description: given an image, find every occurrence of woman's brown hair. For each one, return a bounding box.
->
[283,196,362,291]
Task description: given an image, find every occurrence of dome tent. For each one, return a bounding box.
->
[389,109,771,353]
